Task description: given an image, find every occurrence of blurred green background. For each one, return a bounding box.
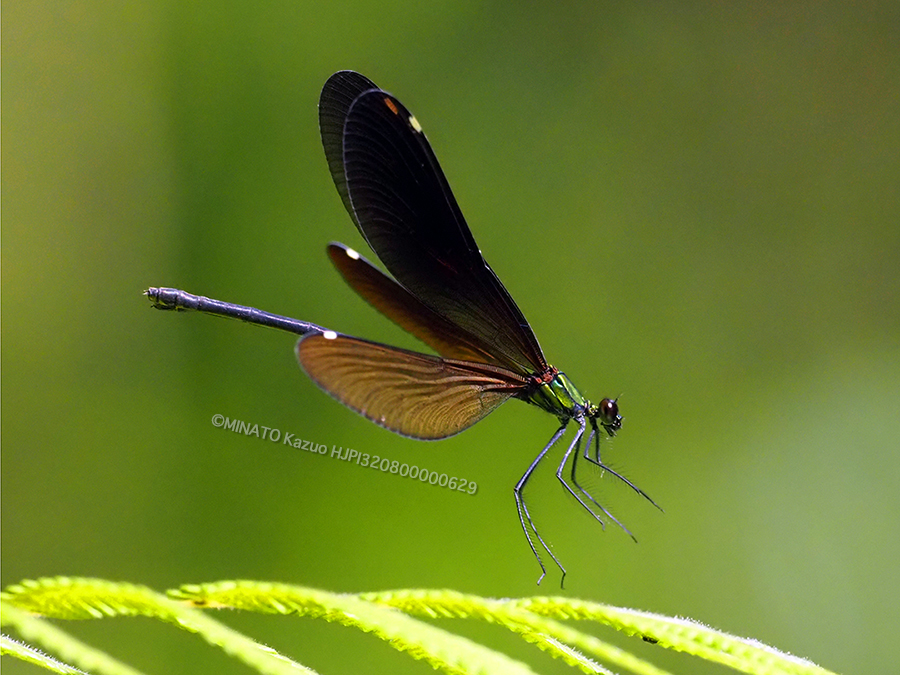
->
[3,2,898,673]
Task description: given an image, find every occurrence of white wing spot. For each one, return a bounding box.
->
[409,115,422,133]
[323,331,338,340]
[346,247,360,260]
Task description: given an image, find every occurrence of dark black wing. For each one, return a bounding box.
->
[319,71,548,375]
[327,242,499,364]
[319,71,378,226]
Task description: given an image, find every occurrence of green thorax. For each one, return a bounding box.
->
[524,369,590,420]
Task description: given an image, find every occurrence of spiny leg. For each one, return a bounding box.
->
[571,442,638,541]
[515,422,568,586]
[584,425,597,462]
[569,424,601,518]
[556,419,626,536]
[591,422,603,464]
[568,421,639,539]
[581,419,663,513]
[567,425,605,529]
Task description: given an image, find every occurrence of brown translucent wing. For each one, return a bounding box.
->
[295,332,527,440]
[327,242,501,364]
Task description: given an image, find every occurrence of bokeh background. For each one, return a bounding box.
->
[4,2,898,673]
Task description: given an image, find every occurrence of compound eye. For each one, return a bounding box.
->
[598,398,622,436]
[599,398,619,424]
